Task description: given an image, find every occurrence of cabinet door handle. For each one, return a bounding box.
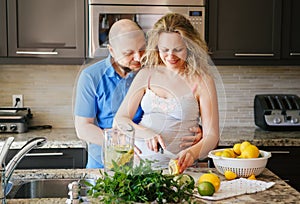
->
[16,51,58,55]
[25,152,64,157]
[269,151,290,154]
[290,53,300,56]
[234,53,274,57]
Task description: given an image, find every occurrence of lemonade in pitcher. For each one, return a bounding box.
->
[104,124,134,171]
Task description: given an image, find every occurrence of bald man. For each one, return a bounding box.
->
[74,19,145,168]
[74,19,202,169]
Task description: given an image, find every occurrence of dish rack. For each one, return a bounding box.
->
[208,149,272,177]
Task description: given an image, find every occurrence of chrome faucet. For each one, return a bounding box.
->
[0,136,47,203]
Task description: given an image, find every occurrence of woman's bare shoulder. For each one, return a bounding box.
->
[191,73,216,96]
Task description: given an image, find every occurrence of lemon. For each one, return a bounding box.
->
[198,172,221,192]
[220,150,231,158]
[240,141,251,152]
[224,148,236,158]
[197,181,215,196]
[224,170,237,180]
[240,145,260,158]
[169,159,180,175]
[214,151,222,156]
[233,143,241,155]
[248,174,257,180]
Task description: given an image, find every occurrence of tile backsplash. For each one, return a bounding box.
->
[1,64,300,129]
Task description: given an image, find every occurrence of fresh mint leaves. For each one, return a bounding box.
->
[86,159,195,203]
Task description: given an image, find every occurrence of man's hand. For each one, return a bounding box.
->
[180,126,202,148]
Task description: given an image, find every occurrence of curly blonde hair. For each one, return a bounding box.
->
[141,13,210,78]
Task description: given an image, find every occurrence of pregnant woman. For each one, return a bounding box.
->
[114,13,219,172]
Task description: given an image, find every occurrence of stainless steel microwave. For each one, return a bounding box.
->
[88,0,206,58]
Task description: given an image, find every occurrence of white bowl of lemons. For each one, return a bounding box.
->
[208,141,272,177]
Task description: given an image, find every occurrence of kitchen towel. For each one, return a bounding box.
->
[194,178,275,201]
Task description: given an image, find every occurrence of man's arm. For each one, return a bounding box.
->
[74,115,104,146]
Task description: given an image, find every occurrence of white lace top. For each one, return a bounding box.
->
[135,88,200,168]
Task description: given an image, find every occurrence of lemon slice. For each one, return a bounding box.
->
[224,170,237,180]
[117,149,134,166]
[168,159,180,175]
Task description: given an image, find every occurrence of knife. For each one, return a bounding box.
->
[158,143,177,159]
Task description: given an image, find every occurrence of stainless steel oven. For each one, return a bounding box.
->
[88,0,206,58]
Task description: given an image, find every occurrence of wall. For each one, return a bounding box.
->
[1,64,300,128]
[0,64,81,128]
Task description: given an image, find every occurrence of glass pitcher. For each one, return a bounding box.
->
[104,124,135,172]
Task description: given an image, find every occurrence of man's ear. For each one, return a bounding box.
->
[107,44,115,58]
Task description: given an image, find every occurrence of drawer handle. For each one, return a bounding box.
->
[290,53,300,56]
[25,152,64,157]
[16,51,58,55]
[234,53,274,57]
[269,151,290,154]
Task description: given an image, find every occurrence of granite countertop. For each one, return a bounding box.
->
[5,168,300,204]
[0,128,86,149]
[1,127,299,149]
[220,127,300,146]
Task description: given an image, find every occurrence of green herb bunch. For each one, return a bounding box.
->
[85,159,195,204]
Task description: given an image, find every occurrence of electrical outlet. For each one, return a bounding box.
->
[12,94,23,108]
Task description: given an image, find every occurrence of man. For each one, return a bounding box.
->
[74,19,201,168]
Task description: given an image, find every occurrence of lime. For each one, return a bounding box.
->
[114,145,131,153]
[197,181,215,196]
[173,174,195,188]
[198,172,221,192]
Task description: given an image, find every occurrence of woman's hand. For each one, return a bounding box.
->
[177,149,196,173]
[180,126,202,148]
[134,145,142,155]
[146,134,166,152]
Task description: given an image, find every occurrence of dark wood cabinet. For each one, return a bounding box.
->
[4,0,86,64]
[0,0,7,57]
[281,0,300,60]
[208,0,282,60]
[6,148,87,169]
[262,146,300,192]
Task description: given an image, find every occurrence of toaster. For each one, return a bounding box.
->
[0,107,32,133]
[254,94,300,131]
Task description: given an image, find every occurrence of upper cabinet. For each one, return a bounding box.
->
[208,0,300,64]
[281,0,300,59]
[2,0,86,64]
[0,0,7,57]
[208,0,282,60]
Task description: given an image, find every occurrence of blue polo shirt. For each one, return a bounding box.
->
[74,56,143,168]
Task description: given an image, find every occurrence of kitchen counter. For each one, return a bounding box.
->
[0,127,299,149]
[5,167,300,203]
[0,128,86,149]
[1,127,299,202]
[219,127,300,147]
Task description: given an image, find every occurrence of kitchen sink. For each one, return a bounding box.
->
[6,178,95,199]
